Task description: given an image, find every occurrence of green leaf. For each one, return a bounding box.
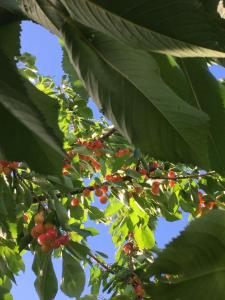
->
[0,177,15,218]
[105,199,123,217]
[88,206,105,220]
[134,226,155,250]
[150,210,225,300]
[67,241,90,260]
[61,44,88,99]
[130,198,149,223]
[178,58,225,174]
[32,249,58,300]
[62,24,210,169]
[61,251,85,298]
[60,0,225,57]
[0,48,64,175]
[54,197,69,228]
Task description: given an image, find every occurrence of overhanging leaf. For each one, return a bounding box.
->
[60,0,225,57]
[0,23,64,175]
[178,58,225,174]
[62,23,210,169]
[150,210,225,300]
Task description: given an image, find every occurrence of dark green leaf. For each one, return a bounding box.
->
[150,210,225,300]
[62,24,210,169]
[60,0,225,57]
[61,251,85,298]
[54,197,69,228]
[178,58,225,174]
[32,249,58,300]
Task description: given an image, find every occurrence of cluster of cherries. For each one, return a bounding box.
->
[79,154,100,171]
[77,138,105,157]
[105,174,123,183]
[0,160,19,175]
[123,239,145,298]
[70,184,109,206]
[197,192,217,216]
[81,184,109,204]
[151,170,176,195]
[31,212,69,253]
[114,148,130,158]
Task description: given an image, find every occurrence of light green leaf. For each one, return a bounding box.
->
[129,198,149,225]
[134,226,155,250]
[105,199,124,217]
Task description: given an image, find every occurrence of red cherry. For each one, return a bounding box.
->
[105,174,112,181]
[123,242,134,255]
[53,239,61,249]
[38,233,47,245]
[168,170,176,179]
[99,195,107,204]
[23,213,29,222]
[31,224,45,238]
[83,188,91,197]
[95,189,103,197]
[46,228,58,240]
[59,234,70,245]
[41,244,52,253]
[198,192,205,206]
[139,169,147,175]
[34,212,44,224]
[169,180,176,187]
[134,285,145,297]
[151,181,160,195]
[101,185,108,193]
[71,198,80,207]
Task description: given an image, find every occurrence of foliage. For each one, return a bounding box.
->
[0,1,225,299]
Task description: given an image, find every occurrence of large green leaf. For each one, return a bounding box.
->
[0,21,64,175]
[32,249,58,300]
[60,0,225,57]
[150,210,225,300]
[61,251,85,298]
[62,23,210,168]
[0,51,64,174]
[178,58,225,174]
[61,44,89,100]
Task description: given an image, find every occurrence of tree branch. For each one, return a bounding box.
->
[89,253,114,273]
[99,127,117,141]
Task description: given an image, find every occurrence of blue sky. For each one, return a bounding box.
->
[11,20,224,299]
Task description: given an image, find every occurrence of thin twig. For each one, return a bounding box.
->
[89,253,114,273]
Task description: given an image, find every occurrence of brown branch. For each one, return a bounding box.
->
[89,253,114,273]
[99,127,117,141]
[31,171,216,203]
[147,171,216,180]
